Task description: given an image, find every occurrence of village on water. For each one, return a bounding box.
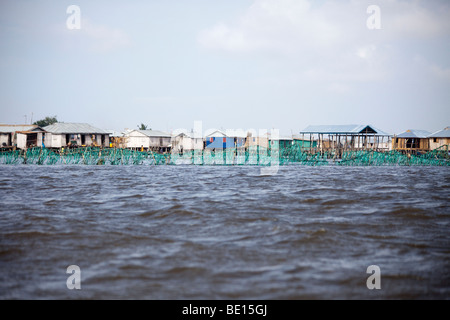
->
[0,121,449,154]
[0,120,449,166]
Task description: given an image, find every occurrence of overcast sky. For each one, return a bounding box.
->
[0,0,449,135]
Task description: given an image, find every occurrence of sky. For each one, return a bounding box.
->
[0,0,449,135]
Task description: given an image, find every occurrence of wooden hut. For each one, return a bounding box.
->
[392,129,431,153]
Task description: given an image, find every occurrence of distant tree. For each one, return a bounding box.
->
[33,116,57,127]
[138,123,150,130]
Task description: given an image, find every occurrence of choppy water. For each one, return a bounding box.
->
[0,165,449,299]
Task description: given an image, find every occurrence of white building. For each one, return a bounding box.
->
[171,131,203,152]
[124,129,171,152]
[43,123,110,148]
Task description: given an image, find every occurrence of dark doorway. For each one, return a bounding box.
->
[406,138,420,149]
[26,133,38,147]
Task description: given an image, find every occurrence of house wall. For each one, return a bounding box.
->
[193,138,203,150]
[16,133,27,149]
[51,134,63,148]
[83,135,92,146]
[148,136,171,148]
[44,133,52,147]
[126,131,150,148]
[43,133,60,148]
[172,136,185,151]
[103,135,110,147]
[124,130,170,149]
[248,137,269,148]
[172,136,203,151]
[180,136,191,150]
[429,137,450,150]
[41,133,109,148]
[206,137,245,149]
[393,138,430,150]
[36,132,43,147]
[128,136,150,148]
[206,137,229,149]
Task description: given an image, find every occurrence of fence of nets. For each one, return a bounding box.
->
[0,143,448,166]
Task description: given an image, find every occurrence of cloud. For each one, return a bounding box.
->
[198,0,341,55]
[198,0,450,89]
[199,0,450,54]
[384,1,450,39]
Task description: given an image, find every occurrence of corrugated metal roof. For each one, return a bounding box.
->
[300,124,391,136]
[139,130,171,138]
[396,129,432,138]
[205,129,252,138]
[0,124,43,133]
[428,127,450,138]
[205,130,227,138]
[43,123,108,134]
[301,124,361,133]
[173,132,202,139]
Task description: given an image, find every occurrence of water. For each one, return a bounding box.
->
[0,165,449,299]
